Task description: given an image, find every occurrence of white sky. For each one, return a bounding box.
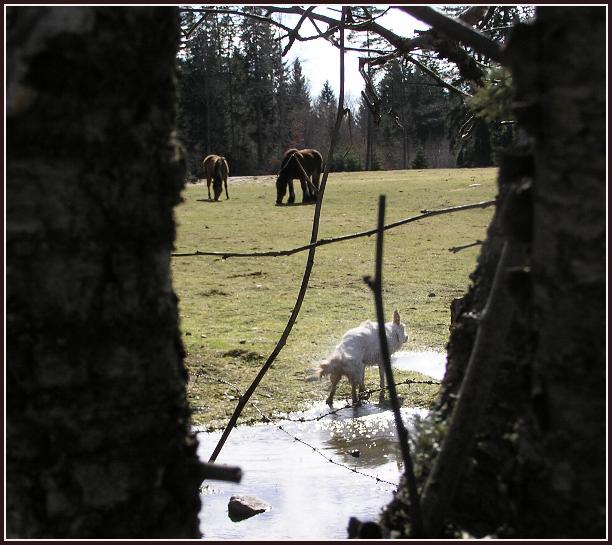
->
[276,6,429,103]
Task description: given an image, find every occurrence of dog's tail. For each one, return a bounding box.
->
[306,357,334,382]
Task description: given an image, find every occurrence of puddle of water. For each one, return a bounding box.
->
[196,404,428,540]
[392,350,447,380]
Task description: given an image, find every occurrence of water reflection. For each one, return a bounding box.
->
[196,351,442,540]
[392,350,446,380]
[197,404,427,540]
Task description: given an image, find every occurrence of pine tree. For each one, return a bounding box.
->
[286,58,312,149]
[411,147,428,169]
[376,59,452,169]
[312,80,336,153]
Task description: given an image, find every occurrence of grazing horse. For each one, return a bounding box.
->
[275,148,323,205]
[203,154,229,201]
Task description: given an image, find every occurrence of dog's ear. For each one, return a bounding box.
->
[392,309,401,324]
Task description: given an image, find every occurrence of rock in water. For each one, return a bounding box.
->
[228,495,270,521]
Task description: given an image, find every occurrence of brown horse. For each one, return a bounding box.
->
[203,154,229,201]
[275,148,323,205]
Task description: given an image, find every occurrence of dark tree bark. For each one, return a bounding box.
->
[6,7,204,538]
[382,6,605,539]
[503,6,606,537]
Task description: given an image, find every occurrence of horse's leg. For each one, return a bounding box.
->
[287,180,296,204]
[299,177,310,203]
[305,176,317,203]
[207,175,212,200]
[224,174,229,200]
[305,168,319,202]
[326,373,341,408]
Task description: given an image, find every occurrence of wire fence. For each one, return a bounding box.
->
[191,369,440,488]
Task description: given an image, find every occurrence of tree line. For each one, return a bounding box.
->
[176,7,501,178]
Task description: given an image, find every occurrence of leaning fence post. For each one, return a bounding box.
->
[364,195,424,538]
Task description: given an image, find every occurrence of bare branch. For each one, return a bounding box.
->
[171,200,497,260]
[399,6,502,62]
[339,45,394,55]
[405,54,471,98]
[458,115,476,139]
[365,195,424,537]
[281,6,314,55]
[458,5,490,27]
[448,240,483,253]
[181,5,491,85]
[183,14,206,40]
[179,7,294,35]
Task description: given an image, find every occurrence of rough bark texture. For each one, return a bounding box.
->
[506,7,606,537]
[6,7,203,538]
[382,6,605,538]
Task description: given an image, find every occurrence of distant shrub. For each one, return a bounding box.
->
[328,152,362,172]
[411,148,428,169]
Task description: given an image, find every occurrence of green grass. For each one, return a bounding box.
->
[173,168,498,429]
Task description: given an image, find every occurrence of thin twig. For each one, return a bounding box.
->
[448,239,483,253]
[365,195,424,538]
[208,8,349,464]
[406,54,471,98]
[184,14,207,40]
[171,200,496,259]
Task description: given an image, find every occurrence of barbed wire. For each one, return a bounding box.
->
[171,200,496,259]
[190,369,440,488]
[191,369,439,424]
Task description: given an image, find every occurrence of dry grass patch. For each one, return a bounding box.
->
[173,168,497,429]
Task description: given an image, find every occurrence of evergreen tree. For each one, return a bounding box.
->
[376,59,452,169]
[312,80,336,154]
[177,11,235,177]
[240,7,283,171]
[411,147,428,169]
[286,58,312,150]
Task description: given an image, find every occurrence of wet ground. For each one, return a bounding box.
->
[392,350,446,380]
[196,351,446,540]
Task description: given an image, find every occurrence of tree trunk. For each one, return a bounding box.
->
[382,6,605,538]
[366,108,373,170]
[504,6,606,537]
[6,7,204,538]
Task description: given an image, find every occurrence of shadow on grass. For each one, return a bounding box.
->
[275,201,316,207]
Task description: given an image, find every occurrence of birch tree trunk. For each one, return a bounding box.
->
[6,7,203,538]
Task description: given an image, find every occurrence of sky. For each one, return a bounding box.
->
[276,6,430,103]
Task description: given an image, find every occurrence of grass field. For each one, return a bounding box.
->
[172,168,498,429]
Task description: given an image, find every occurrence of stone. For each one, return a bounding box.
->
[228,495,270,521]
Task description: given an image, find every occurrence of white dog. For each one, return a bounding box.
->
[316,310,408,407]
